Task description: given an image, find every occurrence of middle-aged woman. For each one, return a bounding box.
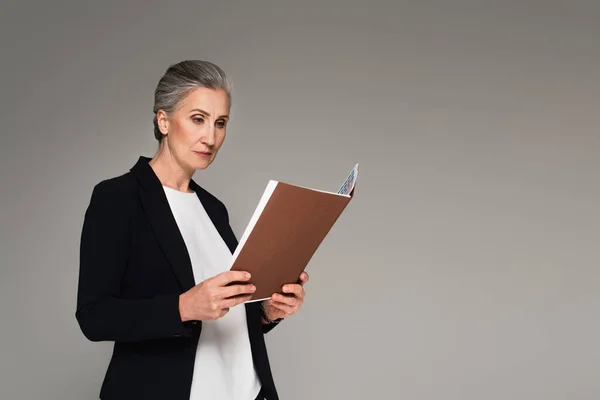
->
[75,60,309,400]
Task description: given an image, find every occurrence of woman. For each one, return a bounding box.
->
[75,60,308,400]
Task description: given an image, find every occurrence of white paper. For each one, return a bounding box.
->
[337,163,359,195]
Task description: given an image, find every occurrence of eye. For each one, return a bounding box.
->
[216,119,227,128]
[192,116,204,124]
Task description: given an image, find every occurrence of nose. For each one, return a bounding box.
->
[200,124,216,147]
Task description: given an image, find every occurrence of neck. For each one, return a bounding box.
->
[149,142,194,193]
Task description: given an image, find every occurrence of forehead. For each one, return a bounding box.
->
[177,87,230,114]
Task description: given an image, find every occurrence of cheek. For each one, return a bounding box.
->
[215,131,226,148]
[172,121,197,145]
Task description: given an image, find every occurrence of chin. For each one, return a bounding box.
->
[187,151,216,171]
[190,158,213,171]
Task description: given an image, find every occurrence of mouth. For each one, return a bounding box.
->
[193,150,213,157]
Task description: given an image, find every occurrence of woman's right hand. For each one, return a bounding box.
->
[179,271,255,321]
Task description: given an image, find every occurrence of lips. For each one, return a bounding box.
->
[193,150,212,156]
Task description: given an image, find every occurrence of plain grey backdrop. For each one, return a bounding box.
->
[1,1,599,399]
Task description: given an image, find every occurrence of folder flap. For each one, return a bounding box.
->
[229,164,358,301]
[230,184,352,300]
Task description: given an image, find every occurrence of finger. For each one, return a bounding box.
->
[219,283,256,299]
[214,270,251,287]
[221,294,253,309]
[271,293,300,307]
[282,284,303,297]
[216,307,230,319]
[298,271,309,284]
[269,300,296,315]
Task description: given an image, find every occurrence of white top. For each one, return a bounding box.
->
[162,186,261,400]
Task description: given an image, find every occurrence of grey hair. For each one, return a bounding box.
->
[152,60,232,141]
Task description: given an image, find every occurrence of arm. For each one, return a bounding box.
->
[261,302,283,334]
[75,182,192,343]
[260,272,310,334]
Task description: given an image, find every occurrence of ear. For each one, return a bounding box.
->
[156,109,170,135]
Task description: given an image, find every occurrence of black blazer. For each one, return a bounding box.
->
[76,156,280,400]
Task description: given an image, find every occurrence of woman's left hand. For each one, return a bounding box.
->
[262,271,309,322]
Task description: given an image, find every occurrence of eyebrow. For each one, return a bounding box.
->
[189,108,229,119]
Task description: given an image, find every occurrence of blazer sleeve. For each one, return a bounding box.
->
[262,318,282,334]
[75,181,193,343]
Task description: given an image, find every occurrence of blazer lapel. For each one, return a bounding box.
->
[130,156,196,291]
[190,180,239,255]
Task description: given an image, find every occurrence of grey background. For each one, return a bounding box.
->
[1,1,599,399]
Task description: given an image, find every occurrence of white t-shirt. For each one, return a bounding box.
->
[163,186,261,400]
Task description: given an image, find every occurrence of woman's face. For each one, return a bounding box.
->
[157,87,230,171]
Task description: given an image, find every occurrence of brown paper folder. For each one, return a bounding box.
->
[229,164,358,301]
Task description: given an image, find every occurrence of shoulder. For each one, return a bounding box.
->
[80,173,140,243]
[86,172,139,215]
[91,171,136,198]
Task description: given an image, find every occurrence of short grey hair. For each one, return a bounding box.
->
[152,60,233,141]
